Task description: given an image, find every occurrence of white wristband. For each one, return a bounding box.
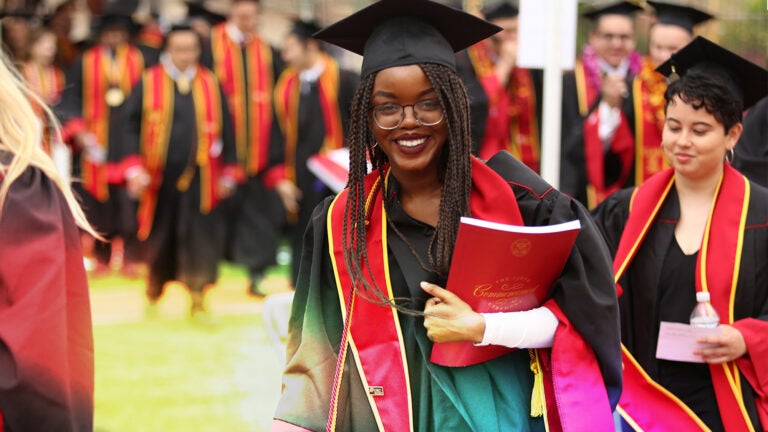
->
[476,307,559,349]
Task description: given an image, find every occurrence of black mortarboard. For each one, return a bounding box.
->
[656,36,768,109]
[289,19,321,41]
[96,13,137,34]
[582,1,644,21]
[313,0,501,78]
[647,1,713,33]
[483,2,519,21]
[186,1,226,25]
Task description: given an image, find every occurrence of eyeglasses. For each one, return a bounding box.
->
[595,32,634,43]
[371,99,445,130]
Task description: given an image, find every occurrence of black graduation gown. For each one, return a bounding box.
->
[0,160,94,431]
[560,71,636,206]
[592,184,768,430]
[115,73,237,294]
[202,42,288,276]
[733,97,768,187]
[274,152,621,431]
[285,69,359,285]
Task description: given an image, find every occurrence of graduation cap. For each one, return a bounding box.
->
[483,2,519,21]
[582,1,644,21]
[289,19,321,41]
[647,1,713,34]
[186,1,227,25]
[95,13,138,34]
[313,0,501,78]
[656,36,768,109]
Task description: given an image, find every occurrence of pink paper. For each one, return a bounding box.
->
[655,321,722,363]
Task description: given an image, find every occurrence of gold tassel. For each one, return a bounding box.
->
[176,167,194,192]
[529,349,544,418]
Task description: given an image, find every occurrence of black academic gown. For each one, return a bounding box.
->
[560,71,636,206]
[202,42,287,277]
[0,160,94,431]
[592,184,768,430]
[115,72,237,295]
[274,151,621,431]
[285,69,359,285]
[733,97,768,187]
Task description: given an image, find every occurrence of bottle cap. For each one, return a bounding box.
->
[696,291,710,302]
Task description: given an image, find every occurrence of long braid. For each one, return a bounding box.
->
[342,63,474,314]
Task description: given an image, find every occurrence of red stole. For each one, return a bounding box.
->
[574,60,634,209]
[273,55,344,183]
[80,44,144,201]
[632,58,668,184]
[135,65,225,240]
[210,24,274,176]
[613,165,757,431]
[20,62,65,155]
[468,43,540,171]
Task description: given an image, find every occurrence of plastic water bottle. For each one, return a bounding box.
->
[689,291,719,328]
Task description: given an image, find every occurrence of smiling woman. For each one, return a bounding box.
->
[592,37,768,431]
[270,1,623,431]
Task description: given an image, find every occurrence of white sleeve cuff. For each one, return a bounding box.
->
[476,307,559,349]
[598,100,621,146]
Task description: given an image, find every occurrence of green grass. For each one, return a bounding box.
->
[92,258,292,432]
[94,314,285,432]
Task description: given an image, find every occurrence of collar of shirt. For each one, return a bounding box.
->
[298,60,326,93]
[160,53,197,81]
[597,57,630,78]
[226,22,247,45]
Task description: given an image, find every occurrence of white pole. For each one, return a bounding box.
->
[539,0,563,188]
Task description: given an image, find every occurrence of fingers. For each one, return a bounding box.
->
[420,281,456,303]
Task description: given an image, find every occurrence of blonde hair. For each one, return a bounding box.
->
[0,49,96,236]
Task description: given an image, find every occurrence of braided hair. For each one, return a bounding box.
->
[341,63,473,313]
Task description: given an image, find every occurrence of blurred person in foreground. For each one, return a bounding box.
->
[630,1,713,185]
[561,1,643,208]
[114,24,239,319]
[593,37,768,431]
[0,48,94,432]
[270,19,359,286]
[271,1,621,430]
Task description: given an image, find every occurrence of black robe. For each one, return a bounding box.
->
[273,152,621,431]
[592,183,768,430]
[733,97,768,187]
[283,69,359,285]
[0,161,93,431]
[115,70,237,295]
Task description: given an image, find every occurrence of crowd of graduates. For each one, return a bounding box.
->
[1,0,767,430]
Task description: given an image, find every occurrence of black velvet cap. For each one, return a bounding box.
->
[582,1,644,21]
[186,1,226,25]
[96,13,137,33]
[313,0,501,78]
[290,19,321,41]
[656,36,768,109]
[483,2,519,21]
[648,1,713,33]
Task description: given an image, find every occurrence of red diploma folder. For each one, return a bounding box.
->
[430,216,581,367]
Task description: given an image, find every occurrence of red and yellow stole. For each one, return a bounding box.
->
[20,62,65,154]
[273,55,344,184]
[210,24,274,176]
[325,158,526,431]
[508,67,540,172]
[468,43,541,172]
[135,65,224,240]
[632,57,668,184]
[613,165,754,431]
[80,44,144,201]
[574,60,634,209]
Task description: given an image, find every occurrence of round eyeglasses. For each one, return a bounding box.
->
[371,99,445,130]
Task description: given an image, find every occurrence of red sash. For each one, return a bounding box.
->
[632,58,668,184]
[135,65,225,240]
[613,165,754,431]
[80,44,144,201]
[508,67,540,172]
[273,55,344,183]
[326,158,522,431]
[467,42,512,161]
[574,61,635,209]
[211,24,274,176]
